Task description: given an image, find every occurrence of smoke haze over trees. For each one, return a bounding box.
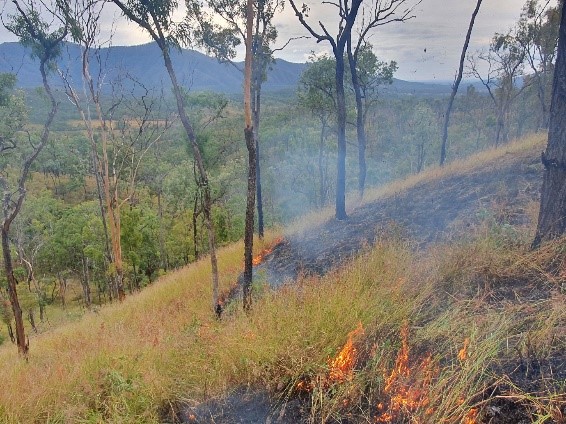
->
[0,0,561,353]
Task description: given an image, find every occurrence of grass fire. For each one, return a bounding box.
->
[0,135,565,422]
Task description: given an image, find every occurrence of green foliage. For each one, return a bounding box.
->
[5,2,66,69]
[298,53,337,117]
[354,43,397,101]
[84,367,155,422]
[0,74,28,164]
[121,206,160,284]
[0,73,17,106]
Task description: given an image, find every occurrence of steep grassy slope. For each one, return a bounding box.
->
[0,133,564,423]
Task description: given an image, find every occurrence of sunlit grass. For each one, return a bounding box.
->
[0,132,562,423]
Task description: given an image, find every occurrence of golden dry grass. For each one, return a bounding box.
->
[0,133,563,423]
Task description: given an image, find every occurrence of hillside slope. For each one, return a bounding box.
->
[258,136,544,286]
[1,134,564,424]
[0,42,306,93]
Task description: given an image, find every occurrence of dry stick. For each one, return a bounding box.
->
[440,0,483,167]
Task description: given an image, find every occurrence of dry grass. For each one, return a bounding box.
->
[287,133,546,236]
[2,220,563,423]
[0,132,563,423]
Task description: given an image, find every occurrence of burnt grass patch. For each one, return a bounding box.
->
[256,146,543,287]
[174,141,566,423]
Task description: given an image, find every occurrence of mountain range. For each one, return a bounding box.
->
[0,41,451,96]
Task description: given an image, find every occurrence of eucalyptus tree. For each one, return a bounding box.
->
[533,2,566,247]
[516,0,561,129]
[468,30,528,146]
[440,0,483,166]
[2,0,67,356]
[288,0,364,220]
[59,0,173,301]
[242,0,255,310]
[347,42,396,196]
[345,0,417,198]
[197,0,284,239]
[298,54,337,208]
[289,0,417,217]
[110,0,222,312]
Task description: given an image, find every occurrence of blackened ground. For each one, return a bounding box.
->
[257,148,542,287]
[164,389,307,424]
[170,144,561,424]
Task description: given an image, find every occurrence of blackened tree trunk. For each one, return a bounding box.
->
[252,74,264,238]
[440,0,482,166]
[2,227,26,356]
[335,52,348,220]
[81,254,91,306]
[533,3,566,247]
[243,128,256,311]
[347,41,367,199]
[318,117,328,208]
[242,0,256,311]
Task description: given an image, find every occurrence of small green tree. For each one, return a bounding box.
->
[348,43,396,196]
[468,30,529,146]
[2,0,67,356]
[298,54,337,208]
[516,0,561,129]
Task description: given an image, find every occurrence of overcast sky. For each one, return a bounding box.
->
[0,0,532,81]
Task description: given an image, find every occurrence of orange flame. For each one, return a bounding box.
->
[252,236,284,266]
[329,322,365,382]
[458,338,470,362]
[462,407,479,424]
[376,322,437,423]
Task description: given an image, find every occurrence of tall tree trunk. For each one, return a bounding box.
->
[335,52,348,220]
[318,118,327,208]
[81,254,91,306]
[347,40,367,198]
[161,45,220,311]
[242,0,256,311]
[157,189,168,271]
[533,3,566,247]
[495,112,504,147]
[193,192,200,261]
[2,227,27,356]
[92,150,113,279]
[252,67,264,239]
[255,135,263,236]
[536,70,549,130]
[440,0,482,166]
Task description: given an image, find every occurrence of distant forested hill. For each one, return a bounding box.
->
[0,41,307,94]
[0,41,450,96]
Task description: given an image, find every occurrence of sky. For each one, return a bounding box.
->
[0,0,533,81]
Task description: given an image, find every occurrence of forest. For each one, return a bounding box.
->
[0,0,565,422]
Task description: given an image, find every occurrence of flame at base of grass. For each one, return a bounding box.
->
[462,407,479,424]
[252,236,285,266]
[295,322,365,393]
[329,322,365,383]
[376,323,437,423]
